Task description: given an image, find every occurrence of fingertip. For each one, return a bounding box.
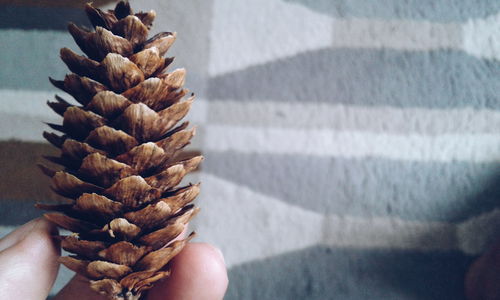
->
[465,242,500,300]
[0,218,60,298]
[0,218,47,252]
[148,243,228,300]
[17,218,59,253]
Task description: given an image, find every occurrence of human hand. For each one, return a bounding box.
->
[0,218,228,300]
[465,240,500,300]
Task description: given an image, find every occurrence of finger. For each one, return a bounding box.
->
[0,218,60,299]
[0,218,40,252]
[465,241,500,299]
[147,243,228,300]
[53,275,108,300]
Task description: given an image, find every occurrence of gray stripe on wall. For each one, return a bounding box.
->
[0,5,89,30]
[0,113,58,141]
[203,151,500,222]
[226,246,473,300]
[284,0,500,22]
[207,49,500,109]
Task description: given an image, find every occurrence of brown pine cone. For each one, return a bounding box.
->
[37,2,201,299]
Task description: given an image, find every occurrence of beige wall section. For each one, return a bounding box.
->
[0,141,202,203]
[0,141,64,203]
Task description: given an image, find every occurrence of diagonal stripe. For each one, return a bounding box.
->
[208,101,500,134]
[192,173,500,268]
[204,126,500,163]
[191,173,324,267]
[207,49,500,109]
[209,0,334,76]
[203,151,500,222]
[209,6,500,76]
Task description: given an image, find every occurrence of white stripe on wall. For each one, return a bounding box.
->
[463,12,500,61]
[331,18,461,50]
[204,125,500,163]
[208,100,500,134]
[209,0,334,76]
[333,14,500,61]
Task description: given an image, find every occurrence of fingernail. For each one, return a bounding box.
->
[19,218,41,238]
[214,247,226,266]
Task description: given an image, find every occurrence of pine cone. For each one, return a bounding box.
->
[37,2,201,299]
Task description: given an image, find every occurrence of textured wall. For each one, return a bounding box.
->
[0,0,499,299]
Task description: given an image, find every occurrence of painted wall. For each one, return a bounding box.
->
[0,0,499,298]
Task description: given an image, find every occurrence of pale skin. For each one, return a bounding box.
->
[0,218,228,300]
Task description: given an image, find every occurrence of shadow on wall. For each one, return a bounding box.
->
[226,246,474,300]
[454,169,500,220]
[454,172,500,256]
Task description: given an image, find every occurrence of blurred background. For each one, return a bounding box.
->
[1,0,500,299]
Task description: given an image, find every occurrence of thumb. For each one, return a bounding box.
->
[0,218,60,300]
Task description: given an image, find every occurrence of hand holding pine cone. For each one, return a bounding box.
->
[37,2,201,299]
